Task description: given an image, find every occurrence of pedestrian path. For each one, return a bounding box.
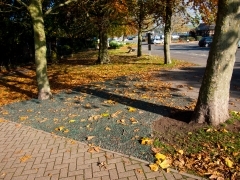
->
[0,120,205,180]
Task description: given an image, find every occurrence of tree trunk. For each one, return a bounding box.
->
[97,28,110,64]
[192,0,240,126]
[163,3,172,64]
[28,0,52,100]
[137,28,142,57]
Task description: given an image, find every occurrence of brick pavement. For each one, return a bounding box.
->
[0,120,205,180]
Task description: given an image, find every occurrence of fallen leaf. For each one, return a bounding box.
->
[128,107,136,112]
[135,168,143,173]
[117,119,126,125]
[63,129,69,133]
[101,112,110,117]
[177,150,184,155]
[19,116,28,121]
[20,155,31,162]
[130,117,138,124]
[69,120,76,123]
[141,137,153,145]
[225,157,233,168]
[111,111,122,118]
[155,153,166,160]
[105,127,111,131]
[159,159,171,169]
[149,164,159,172]
[87,136,95,141]
[55,126,65,131]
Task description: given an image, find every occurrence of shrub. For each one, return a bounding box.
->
[196,36,202,41]
[109,41,123,49]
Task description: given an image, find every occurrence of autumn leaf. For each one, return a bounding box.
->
[87,136,95,141]
[128,107,136,112]
[155,153,166,160]
[117,119,126,125]
[105,127,111,131]
[63,129,69,133]
[141,137,153,145]
[111,110,122,118]
[20,155,31,162]
[129,117,138,124]
[101,112,110,117]
[159,159,171,169]
[177,150,184,155]
[55,126,65,131]
[19,116,28,121]
[149,164,159,172]
[225,157,233,168]
[103,100,116,105]
[69,120,76,123]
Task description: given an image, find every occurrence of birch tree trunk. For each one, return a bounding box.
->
[163,3,172,64]
[28,0,52,100]
[192,0,240,126]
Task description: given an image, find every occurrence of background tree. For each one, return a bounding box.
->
[191,0,240,125]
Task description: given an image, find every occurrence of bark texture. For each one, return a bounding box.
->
[28,0,52,100]
[163,3,172,64]
[192,0,240,125]
[137,28,142,57]
[97,29,110,64]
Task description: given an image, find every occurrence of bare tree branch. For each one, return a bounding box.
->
[44,0,77,16]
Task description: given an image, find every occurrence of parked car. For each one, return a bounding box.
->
[153,38,164,44]
[198,36,213,47]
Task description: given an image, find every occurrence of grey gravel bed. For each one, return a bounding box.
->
[0,76,194,162]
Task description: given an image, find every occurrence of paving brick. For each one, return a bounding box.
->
[145,171,164,179]
[116,162,125,173]
[84,168,93,179]
[50,174,60,180]
[125,164,141,171]
[60,167,68,178]
[109,168,118,180]
[118,170,135,178]
[68,169,83,176]
[107,157,123,164]
[93,170,109,178]
[12,174,28,180]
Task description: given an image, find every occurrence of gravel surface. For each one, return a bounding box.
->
[0,76,194,162]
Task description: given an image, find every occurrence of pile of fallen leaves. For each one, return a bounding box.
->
[141,121,240,180]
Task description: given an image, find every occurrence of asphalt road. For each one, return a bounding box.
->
[142,41,240,67]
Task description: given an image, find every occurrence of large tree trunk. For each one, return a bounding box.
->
[163,3,172,64]
[28,0,52,100]
[192,0,240,126]
[97,28,110,64]
[137,28,142,57]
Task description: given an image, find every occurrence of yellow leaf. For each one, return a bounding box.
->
[19,116,28,121]
[55,126,65,131]
[221,128,228,133]
[105,127,111,131]
[63,129,69,133]
[177,150,184,155]
[159,159,171,169]
[155,153,166,160]
[225,157,233,168]
[101,112,110,117]
[128,107,136,112]
[130,117,138,124]
[87,136,95,141]
[20,155,31,162]
[149,164,159,172]
[141,137,153,145]
[69,120,76,123]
